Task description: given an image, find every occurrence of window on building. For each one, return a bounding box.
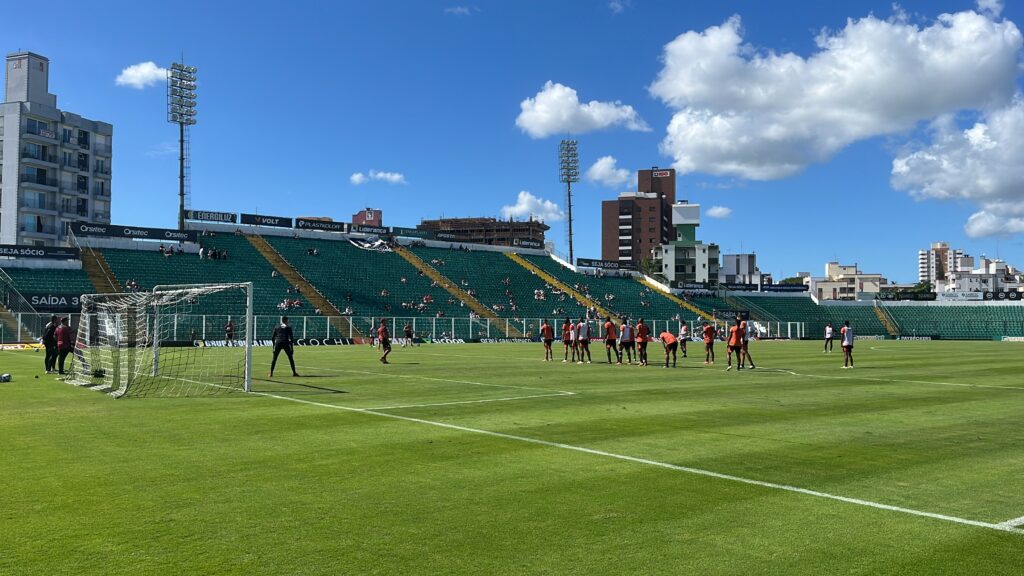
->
[77,175,88,193]
[78,130,91,148]
[648,217,655,222]
[26,118,50,135]
[77,198,88,216]
[648,228,654,233]
[62,128,73,143]
[62,152,74,167]
[649,206,656,212]
[78,153,89,171]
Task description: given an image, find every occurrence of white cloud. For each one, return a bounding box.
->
[516,81,650,139]
[977,0,1004,18]
[706,206,732,219]
[369,170,406,184]
[444,6,476,16]
[144,141,177,158]
[115,61,168,89]
[892,98,1024,237]
[585,156,632,187]
[609,0,631,14]
[649,10,1021,179]
[500,191,565,222]
[350,170,406,185]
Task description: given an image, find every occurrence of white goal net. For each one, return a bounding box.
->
[64,283,254,398]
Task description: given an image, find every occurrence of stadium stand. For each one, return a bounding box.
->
[98,234,297,337]
[883,304,1024,340]
[263,236,485,336]
[409,247,589,329]
[517,254,702,325]
[1,266,95,295]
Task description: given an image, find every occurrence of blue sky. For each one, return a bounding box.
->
[9,0,1024,282]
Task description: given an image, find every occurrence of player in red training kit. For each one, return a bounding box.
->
[561,317,575,363]
[540,319,554,362]
[702,321,716,365]
[636,319,649,366]
[659,330,678,368]
[377,319,392,364]
[603,317,621,365]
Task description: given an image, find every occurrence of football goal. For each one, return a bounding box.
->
[64,283,254,398]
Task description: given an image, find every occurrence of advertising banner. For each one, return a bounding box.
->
[761,284,808,292]
[70,222,197,242]
[0,244,79,260]
[576,258,638,271]
[514,238,544,249]
[984,291,1022,301]
[240,213,293,228]
[184,210,237,224]
[352,224,389,235]
[296,218,346,232]
[390,226,433,239]
[937,292,984,301]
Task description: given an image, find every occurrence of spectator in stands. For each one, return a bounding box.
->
[271,270,278,277]
[177,246,184,255]
[198,247,205,260]
[342,306,353,315]
[222,250,229,260]
[400,277,407,284]
[158,244,165,254]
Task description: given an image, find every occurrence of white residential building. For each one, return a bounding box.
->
[0,52,112,246]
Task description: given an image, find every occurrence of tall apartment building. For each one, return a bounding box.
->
[0,52,112,246]
[601,167,675,263]
[653,202,720,286]
[917,242,967,285]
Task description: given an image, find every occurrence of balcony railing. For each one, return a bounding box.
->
[94,166,111,176]
[19,198,58,211]
[77,140,90,150]
[94,144,112,155]
[93,186,111,197]
[21,150,57,163]
[94,211,111,221]
[20,175,58,188]
[26,126,57,139]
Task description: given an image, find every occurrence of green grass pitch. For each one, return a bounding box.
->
[2,340,1023,575]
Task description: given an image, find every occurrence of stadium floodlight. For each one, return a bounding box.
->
[559,139,579,264]
[167,61,198,231]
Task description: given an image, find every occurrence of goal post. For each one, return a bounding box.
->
[64,282,254,398]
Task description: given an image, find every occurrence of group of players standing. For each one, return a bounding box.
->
[537,315,757,370]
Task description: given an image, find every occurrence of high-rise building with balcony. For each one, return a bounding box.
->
[0,51,112,246]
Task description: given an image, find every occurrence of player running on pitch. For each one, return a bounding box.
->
[603,316,622,364]
[740,317,756,369]
[576,316,592,364]
[841,320,855,368]
[659,328,678,368]
[540,319,554,362]
[702,321,716,365]
[636,318,649,366]
[378,319,392,364]
[678,322,689,358]
[401,322,415,347]
[619,318,635,365]
[269,316,300,378]
[562,317,575,363]
[725,317,743,371]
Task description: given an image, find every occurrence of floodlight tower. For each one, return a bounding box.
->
[559,139,579,264]
[167,62,197,231]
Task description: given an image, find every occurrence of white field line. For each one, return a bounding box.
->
[754,368,1024,391]
[243,388,1023,536]
[289,363,576,394]
[366,391,574,410]
[998,515,1024,528]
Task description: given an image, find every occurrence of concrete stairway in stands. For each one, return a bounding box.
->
[635,276,715,322]
[393,245,522,337]
[505,252,616,320]
[80,246,121,293]
[246,235,363,338]
[873,302,901,337]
